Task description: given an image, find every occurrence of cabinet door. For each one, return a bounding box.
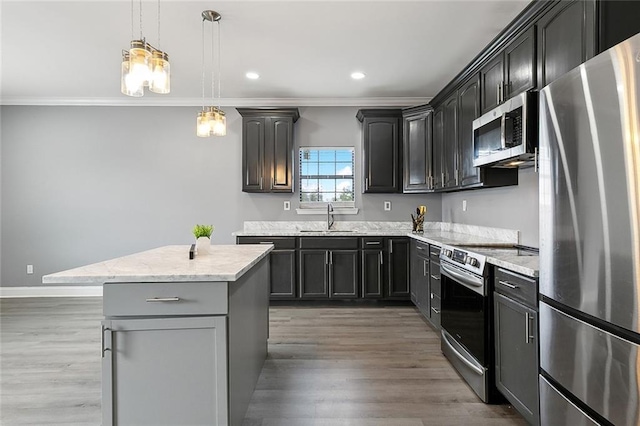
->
[270,250,296,299]
[329,250,358,298]
[387,238,410,299]
[418,256,431,319]
[480,54,505,114]
[432,106,444,190]
[299,250,329,298]
[242,117,265,192]
[457,75,481,188]
[363,249,384,299]
[363,117,400,193]
[102,317,228,426]
[403,111,432,193]
[494,293,539,426]
[266,117,294,193]
[537,0,596,90]
[504,27,536,99]
[442,94,458,189]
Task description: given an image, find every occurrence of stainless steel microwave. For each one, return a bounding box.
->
[472,91,537,168]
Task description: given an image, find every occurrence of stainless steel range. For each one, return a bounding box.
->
[439,244,499,403]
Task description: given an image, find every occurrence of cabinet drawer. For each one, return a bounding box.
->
[430,263,441,296]
[362,237,384,249]
[103,282,228,317]
[237,236,297,250]
[494,267,537,308]
[430,293,441,329]
[429,246,441,261]
[415,240,429,256]
[300,237,359,250]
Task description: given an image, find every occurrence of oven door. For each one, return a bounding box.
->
[440,260,488,366]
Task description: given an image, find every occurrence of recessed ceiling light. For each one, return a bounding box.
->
[351,72,365,80]
[246,72,260,80]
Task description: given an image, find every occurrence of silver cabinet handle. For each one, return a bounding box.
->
[441,173,445,187]
[259,241,274,244]
[416,246,425,251]
[260,177,263,189]
[365,177,369,190]
[498,280,518,289]
[366,241,380,245]
[145,297,181,302]
[431,307,440,314]
[330,251,333,265]
[389,241,393,254]
[455,168,459,186]
[497,83,501,103]
[101,325,111,358]
[430,274,440,280]
[271,177,274,189]
[525,312,535,343]
[423,260,427,277]
[379,251,383,265]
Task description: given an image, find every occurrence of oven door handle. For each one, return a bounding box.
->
[442,330,484,376]
[440,261,484,295]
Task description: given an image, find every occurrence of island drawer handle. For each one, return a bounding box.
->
[146,297,181,302]
[498,280,518,289]
[366,241,381,245]
[430,275,440,281]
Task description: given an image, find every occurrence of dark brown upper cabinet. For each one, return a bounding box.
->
[457,75,481,188]
[441,93,458,190]
[357,109,402,193]
[431,107,444,191]
[481,27,535,115]
[402,105,433,193]
[237,108,300,193]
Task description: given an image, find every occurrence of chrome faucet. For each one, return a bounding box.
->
[327,203,335,230]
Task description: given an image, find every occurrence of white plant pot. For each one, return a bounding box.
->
[196,237,211,255]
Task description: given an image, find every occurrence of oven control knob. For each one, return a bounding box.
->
[444,249,453,258]
[467,257,479,267]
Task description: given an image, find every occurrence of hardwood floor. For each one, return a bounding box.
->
[0,298,526,426]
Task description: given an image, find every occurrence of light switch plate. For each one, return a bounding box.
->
[284,201,290,211]
[462,200,467,212]
[26,264,34,274]
[384,201,391,211]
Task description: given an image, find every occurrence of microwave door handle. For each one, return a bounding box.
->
[500,112,507,150]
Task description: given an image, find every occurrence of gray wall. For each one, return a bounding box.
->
[441,167,539,247]
[0,105,441,287]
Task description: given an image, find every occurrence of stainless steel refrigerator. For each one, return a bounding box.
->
[539,32,640,425]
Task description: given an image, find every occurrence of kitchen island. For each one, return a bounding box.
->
[43,244,273,426]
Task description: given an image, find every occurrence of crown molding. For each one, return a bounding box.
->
[0,96,431,108]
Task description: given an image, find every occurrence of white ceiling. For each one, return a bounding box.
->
[1,0,531,107]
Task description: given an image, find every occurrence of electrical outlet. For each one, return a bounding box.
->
[284,201,290,211]
[384,201,392,211]
[26,264,34,275]
[462,200,467,212]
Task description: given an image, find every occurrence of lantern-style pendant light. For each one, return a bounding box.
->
[121,0,170,97]
[196,10,226,137]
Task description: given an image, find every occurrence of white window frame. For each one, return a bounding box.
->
[297,147,358,215]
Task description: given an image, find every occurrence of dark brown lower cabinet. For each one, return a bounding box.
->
[387,238,410,299]
[494,267,539,425]
[236,237,297,299]
[362,249,384,299]
[299,249,358,299]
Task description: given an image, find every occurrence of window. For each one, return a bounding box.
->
[299,148,355,207]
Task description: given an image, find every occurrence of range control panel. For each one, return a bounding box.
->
[440,245,487,274]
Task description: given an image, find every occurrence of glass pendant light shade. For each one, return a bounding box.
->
[121,51,144,97]
[149,50,170,94]
[197,111,211,137]
[128,40,152,89]
[210,107,227,136]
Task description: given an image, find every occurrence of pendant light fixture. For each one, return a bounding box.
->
[121,0,170,97]
[197,10,226,137]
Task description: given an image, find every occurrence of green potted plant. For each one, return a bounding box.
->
[193,224,214,255]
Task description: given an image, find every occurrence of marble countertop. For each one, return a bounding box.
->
[42,245,273,285]
[465,247,539,278]
[406,231,516,248]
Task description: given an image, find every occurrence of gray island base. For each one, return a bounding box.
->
[43,244,273,426]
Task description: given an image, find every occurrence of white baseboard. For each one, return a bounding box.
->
[0,286,103,298]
